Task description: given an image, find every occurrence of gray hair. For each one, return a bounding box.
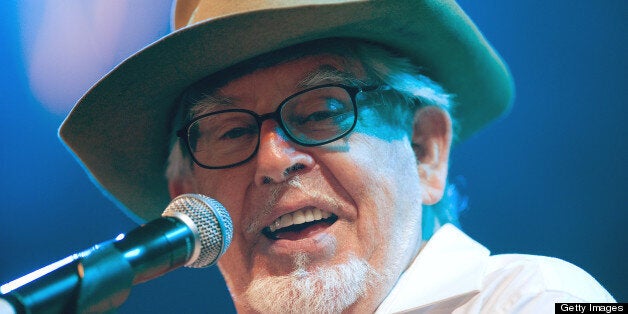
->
[166,38,465,238]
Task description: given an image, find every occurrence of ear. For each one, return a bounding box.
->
[412,106,453,205]
[168,176,197,199]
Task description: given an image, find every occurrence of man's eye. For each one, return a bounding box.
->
[220,126,256,139]
[304,110,337,122]
[297,99,350,123]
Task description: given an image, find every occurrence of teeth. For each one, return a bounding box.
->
[268,208,332,232]
[313,209,322,220]
[304,209,314,222]
[293,210,305,224]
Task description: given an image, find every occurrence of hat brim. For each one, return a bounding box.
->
[59,0,514,222]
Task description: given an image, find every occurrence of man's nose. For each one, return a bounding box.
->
[254,120,314,186]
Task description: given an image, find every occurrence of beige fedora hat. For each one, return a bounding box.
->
[59,0,514,222]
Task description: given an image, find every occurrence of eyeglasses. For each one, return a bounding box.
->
[177,84,378,169]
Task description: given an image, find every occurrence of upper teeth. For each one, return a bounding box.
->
[268,207,332,232]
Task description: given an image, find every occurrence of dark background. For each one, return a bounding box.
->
[1,1,625,312]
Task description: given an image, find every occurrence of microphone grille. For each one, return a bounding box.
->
[163,194,233,268]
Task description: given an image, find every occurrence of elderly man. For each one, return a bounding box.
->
[58,0,614,313]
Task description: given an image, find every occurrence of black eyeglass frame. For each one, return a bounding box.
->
[176,83,380,169]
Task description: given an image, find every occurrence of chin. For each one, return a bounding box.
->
[243,254,384,314]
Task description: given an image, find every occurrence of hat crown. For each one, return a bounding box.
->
[173,0,351,30]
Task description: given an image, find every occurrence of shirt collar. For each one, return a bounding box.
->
[375,224,490,313]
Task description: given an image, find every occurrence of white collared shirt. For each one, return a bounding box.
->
[376,224,615,313]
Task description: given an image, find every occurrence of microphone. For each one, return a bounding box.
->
[0,194,233,314]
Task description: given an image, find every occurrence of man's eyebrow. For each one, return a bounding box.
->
[190,93,235,116]
[298,65,363,88]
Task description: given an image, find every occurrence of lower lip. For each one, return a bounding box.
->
[264,221,337,257]
[274,221,333,241]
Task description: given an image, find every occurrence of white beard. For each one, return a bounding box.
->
[244,255,382,314]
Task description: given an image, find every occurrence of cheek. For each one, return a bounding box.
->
[341,134,421,200]
[189,166,252,227]
[352,137,424,266]
[191,167,258,283]
[329,134,423,234]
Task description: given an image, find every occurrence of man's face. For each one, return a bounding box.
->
[173,53,434,312]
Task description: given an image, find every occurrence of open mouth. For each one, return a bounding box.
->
[262,206,338,240]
